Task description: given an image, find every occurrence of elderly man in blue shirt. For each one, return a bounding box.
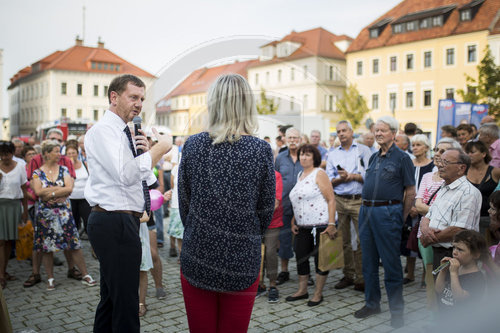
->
[326,120,371,292]
[275,127,303,285]
[353,116,415,329]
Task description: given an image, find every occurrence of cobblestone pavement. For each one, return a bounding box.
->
[4,218,431,332]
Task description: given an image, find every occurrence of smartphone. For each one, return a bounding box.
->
[337,165,343,171]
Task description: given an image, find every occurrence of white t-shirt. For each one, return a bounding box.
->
[170,165,179,209]
[69,164,89,200]
[0,162,27,199]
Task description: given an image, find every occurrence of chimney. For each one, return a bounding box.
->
[75,35,83,46]
[97,36,104,48]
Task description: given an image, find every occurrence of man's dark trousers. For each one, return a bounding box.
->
[87,211,141,333]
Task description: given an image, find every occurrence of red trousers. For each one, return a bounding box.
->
[181,273,259,333]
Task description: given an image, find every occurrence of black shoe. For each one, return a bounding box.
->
[53,256,64,266]
[268,287,279,303]
[285,293,308,302]
[354,305,381,318]
[354,282,365,292]
[391,314,404,328]
[169,247,177,257]
[307,296,323,307]
[403,277,414,285]
[276,271,289,285]
[334,277,354,289]
[308,277,315,286]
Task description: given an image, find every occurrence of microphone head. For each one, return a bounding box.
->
[133,116,142,124]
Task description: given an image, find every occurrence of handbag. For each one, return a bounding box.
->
[16,220,34,261]
[407,187,441,252]
[318,231,344,271]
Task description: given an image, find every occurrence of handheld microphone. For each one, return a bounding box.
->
[132,116,143,155]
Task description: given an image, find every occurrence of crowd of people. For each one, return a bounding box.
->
[1,72,500,333]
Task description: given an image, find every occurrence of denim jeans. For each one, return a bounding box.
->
[359,204,404,316]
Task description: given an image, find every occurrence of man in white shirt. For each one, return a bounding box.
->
[85,74,171,333]
[420,148,481,269]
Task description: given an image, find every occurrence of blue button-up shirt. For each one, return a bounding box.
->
[275,150,303,216]
[326,142,372,195]
[362,143,415,201]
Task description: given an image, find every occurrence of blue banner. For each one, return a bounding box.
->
[470,104,489,128]
[436,99,456,144]
[454,103,472,126]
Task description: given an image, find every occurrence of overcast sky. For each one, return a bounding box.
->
[0,0,401,117]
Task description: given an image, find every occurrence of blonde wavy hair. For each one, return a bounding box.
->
[206,74,258,144]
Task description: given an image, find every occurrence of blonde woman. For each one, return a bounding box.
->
[178,74,275,333]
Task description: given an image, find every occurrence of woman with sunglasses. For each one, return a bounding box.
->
[0,141,29,289]
[464,141,500,246]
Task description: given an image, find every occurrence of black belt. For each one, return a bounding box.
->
[335,193,362,200]
[92,205,142,218]
[362,200,401,207]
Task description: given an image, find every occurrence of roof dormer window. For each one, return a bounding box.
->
[393,24,403,34]
[432,15,443,26]
[460,9,472,21]
[369,29,379,38]
[406,21,416,31]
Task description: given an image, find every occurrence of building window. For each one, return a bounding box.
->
[357,61,363,75]
[94,85,99,96]
[303,66,308,79]
[110,64,114,71]
[94,109,99,121]
[291,68,295,81]
[406,21,416,31]
[390,56,397,72]
[468,45,477,63]
[446,48,455,65]
[103,63,108,70]
[277,70,282,82]
[266,71,270,83]
[303,94,308,110]
[372,94,379,109]
[424,51,432,68]
[61,82,67,95]
[446,88,455,100]
[77,84,83,96]
[420,18,430,29]
[98,63,102,70]
[91,62,97,69]
[424,90,432,106]
[369,29,378,38]
[104,86,109,97]
[406,54,414,70]
[406,92,414,108]
[432,16,443,26]
[460,9,471,21]
[61,108,67,117]
[255,73,259,85]
[393,24,402,34]
[389,93,397,111]
[372,59,379,74]
[329,95,334,111]
[77,109,82,118]
[115,65,120,71]
[328,66,334,80]
[290,96,295,111]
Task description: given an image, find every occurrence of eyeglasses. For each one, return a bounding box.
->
[433,147,446,154]
[441,159,464,166]
[48,137,63,143]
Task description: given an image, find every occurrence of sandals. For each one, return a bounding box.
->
[23,273,42,288]
[47,278,55,291]
[138,303,147,317]
[67,267,83,280]
[82,274,97,287]
[5,272,17,281]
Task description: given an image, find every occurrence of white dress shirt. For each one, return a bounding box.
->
[426,176,481,248]
[84,110,155,212]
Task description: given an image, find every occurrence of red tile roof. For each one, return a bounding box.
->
[252,27,353,67]
[347,0,500,53]
[9,42,155,88]
[156,60,257,112]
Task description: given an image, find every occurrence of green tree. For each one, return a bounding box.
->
[256,88,279,115]
[457,47,500,118]
[335,84,370,130]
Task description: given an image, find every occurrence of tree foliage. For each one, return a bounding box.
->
[256,88,279,115]
[457,47,500,119]
[335,84,370,130]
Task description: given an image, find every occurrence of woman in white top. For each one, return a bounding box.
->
[0,141,29,289]
[287,144,337,306]
[66,143,91,236]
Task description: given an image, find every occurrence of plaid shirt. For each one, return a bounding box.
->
[426,176,481,248]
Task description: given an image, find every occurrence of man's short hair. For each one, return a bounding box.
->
[337,120,353,131]
[108,74,146,104]
[437,137,461,149]
[404,122,417,136]
[479,123,499,139]
[441,125,457,138]
[377,116,399,133]
[456,123,473,134]
[447,147,471,173]
[285,127,300,137]
[47,128,64,138]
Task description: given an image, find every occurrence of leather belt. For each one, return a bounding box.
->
[335,193,362,200]
[362,200,401,207]
[91,205,142,218]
